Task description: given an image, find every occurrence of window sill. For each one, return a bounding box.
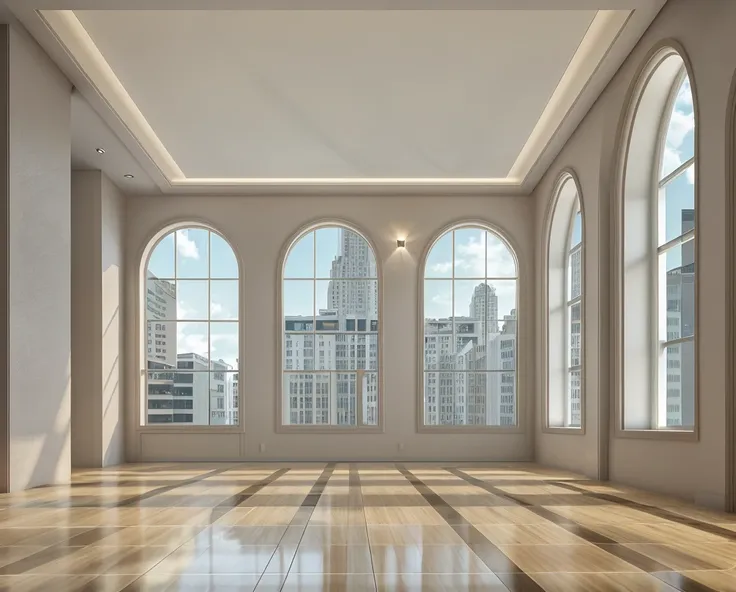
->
[615,427,698,441]
[276,425,385,435]
[416,425,524,435]
[542,425,586,435]
[137,425,243,434]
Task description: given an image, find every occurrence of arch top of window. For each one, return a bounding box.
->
[659,65,694,182]
[423,223,518,280]
[144,223,239,281]
[283,222,378,281]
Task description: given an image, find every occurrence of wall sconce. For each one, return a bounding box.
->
[396,239,406,248]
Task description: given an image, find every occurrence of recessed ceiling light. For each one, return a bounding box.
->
[123,174,135,179]
[95,147,105,154]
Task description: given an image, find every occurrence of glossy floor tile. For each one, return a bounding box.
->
[0,463,734,590]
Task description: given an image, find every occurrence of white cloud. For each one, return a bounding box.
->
[177,331,208,358]
[176,229,200,260]
[430,262,452,274]
[666,109,694,150]
[676,78,693,109]
[210,301,223,317]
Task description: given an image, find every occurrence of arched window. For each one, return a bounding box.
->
[422,224,518,428]
[619,47,696,432]
[280,223,380,429]
[546,174,583,429]
[143,226,239,426]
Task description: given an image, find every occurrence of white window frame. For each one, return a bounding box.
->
[276,220,383,434]
[615,44,698,440]
[544,173,585,433]
[418,221,521,433]
[137,222,242,432]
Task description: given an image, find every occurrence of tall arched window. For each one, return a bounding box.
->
[280,223,380,429]
[422,224,518,428]
[144,226,239,426]
[546,174,583,429]
[619,47,696,433]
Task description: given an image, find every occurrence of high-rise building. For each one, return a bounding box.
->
[145,273,175,368]
[469,283,499,333]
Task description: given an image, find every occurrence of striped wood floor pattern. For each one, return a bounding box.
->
[0,463,734,590]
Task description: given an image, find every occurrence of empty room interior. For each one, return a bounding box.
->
[3,0,736,590]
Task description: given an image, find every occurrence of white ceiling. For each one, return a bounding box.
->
[6,0,667,194]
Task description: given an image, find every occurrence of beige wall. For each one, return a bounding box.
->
[534,0,733,508]
[125,194,535,462]
[7,25,72,490]
[72,170,125,468]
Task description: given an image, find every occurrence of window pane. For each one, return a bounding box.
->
[487,232,516,277]
[454,228,486,278]
[177,322,209,369]
[284,280,314,324]
[317,227,375,279]
[567,246,582,302]
[660,164,695,246]
[567,369,582,427]
[177,280,208,321]
[176,228,209,278]
[424,280,452,322]
[362,371,379,426]
[210,322,238,371]
[209,371,233,425]
[146,279,176,322]
[568,302,582,368]
[660,241,695,341]
[148,233,174,279]
[335,373,358,426]
[569,210,582,249]
[146,321,176,368]
[661,75,694,181]
[210,233,238,279]
[662,341,694,428]
[210,280,238,320]
[284,231,314,279]
[425,232,453,278]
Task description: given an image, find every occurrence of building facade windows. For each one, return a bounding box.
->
[281,223,380,429]
[619,47,696,433]
[142,226,240,426]
[422,224,518,428]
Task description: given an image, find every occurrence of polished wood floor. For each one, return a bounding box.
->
[0,464,735,591]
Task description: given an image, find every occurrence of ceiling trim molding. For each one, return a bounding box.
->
[41,7,633,191]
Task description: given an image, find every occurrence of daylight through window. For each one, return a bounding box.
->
[281,225,379,428]
[657,70,695,428]
[423,226,518,427]
[144,227,239,426]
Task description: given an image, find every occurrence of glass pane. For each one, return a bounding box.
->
[284,333,315,372]
[491,280,517,335]
[177,322,209,369]
[210,322,238,371]
[146,321,177,368]
[210,233,238,279]
[284,231,314,279]
[425,232,453,278]
[454,227,486,278]
[661,75,695,181]
[569,210,582,249]
[148,233,174,279]
[362,371,379,426]
[567,246,583,302]
[283,281,314,329]
[209,371,233,425]
[315,227,340,278]
[487,232,516,278]
[210,280,238,320]
[335,372,357,426]
[146,279,176,322]
[663,340,695,428]
[660,242,695,341]
[568,302,582,368]
[453,280,479,318]
[314,333,337,370]
[424,280,452,371]
[423,372,440,425]
[176,228,209,278]
[498,371,516,426]
[177,280,208,321]
[314,373,331,425]
[567,369,582,428]
[660,164,695,246]
[229,371,240,425]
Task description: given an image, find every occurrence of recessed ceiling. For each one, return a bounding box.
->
[5,0,667,194]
